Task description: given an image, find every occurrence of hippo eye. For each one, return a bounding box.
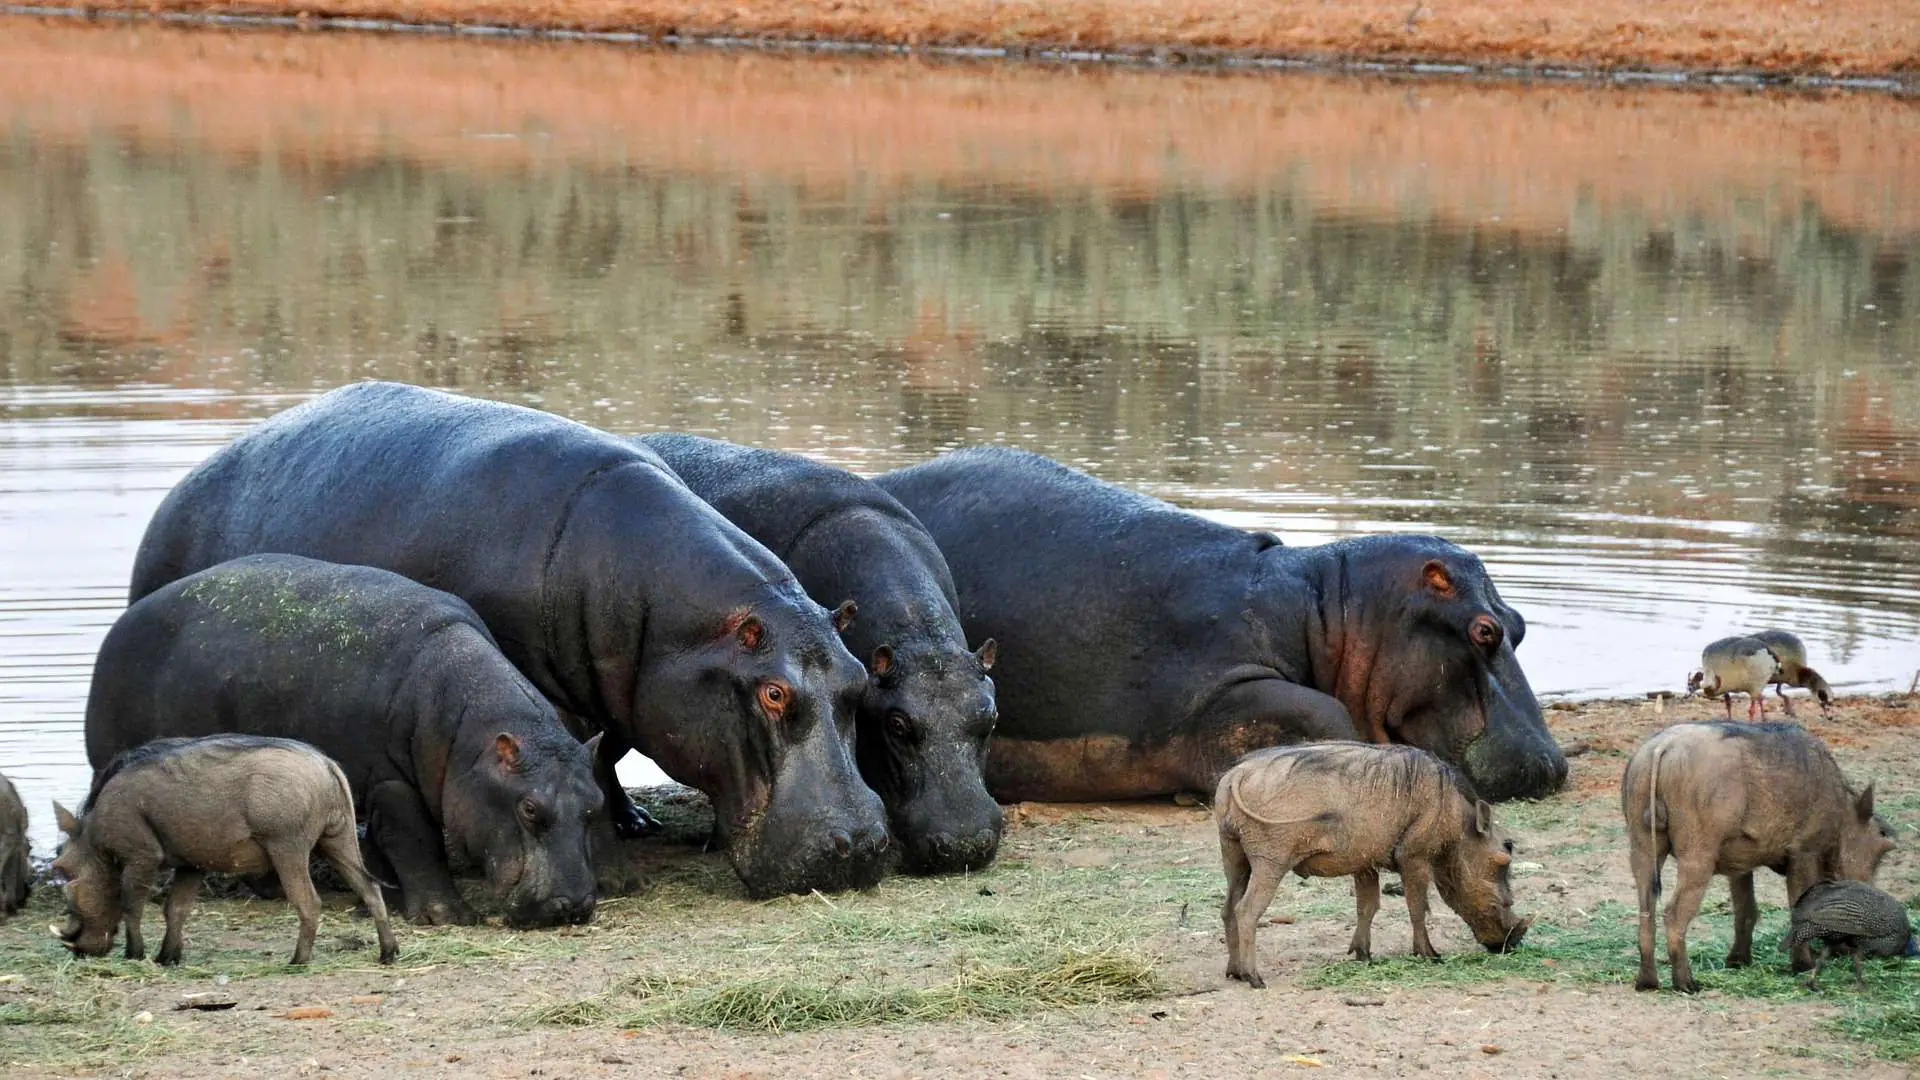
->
[518,799,546,829]
[758,681,790,719]
[887,712,913,739]
[1469,614,1503,651]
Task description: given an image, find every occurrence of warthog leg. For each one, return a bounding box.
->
[155,869,204,966]
[1401,861,1440,959]
[267,841,323,966]
[1663,855,1716,993]
[1725,872,1758,968]
[1348,869,1381,962]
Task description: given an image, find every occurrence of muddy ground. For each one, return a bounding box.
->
[3,692,1917,1078]
[30,0,1920,80]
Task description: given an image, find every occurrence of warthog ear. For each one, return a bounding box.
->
[869,645,894,679]
[494,733,524,771]
[581,732,604,760]
[1856,783,1876,821]
[974,638,997,672]
[1423,560,1456,597]
[53,801,80,838]
[832,600,857,634]
[1471,799,1494,838]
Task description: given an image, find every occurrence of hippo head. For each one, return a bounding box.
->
[1433,794,1532,952]
[642,587,890,899]
[48,802,119,958]
[442,728,604,928]
[1318,536,1566,801]
[855,638,1003,874]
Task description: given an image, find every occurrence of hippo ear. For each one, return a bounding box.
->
[869,645,894,679]
[736,616,764,652]
[1422,560,1456,597]
[974,638,997,672]
[832,600,857,634]
[494,733,523,772]
[53,801,80,838]
[1856,783,1876,822]
[1471,799,1493,838]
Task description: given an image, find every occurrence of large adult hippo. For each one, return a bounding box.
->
[637,433,1001,874]
[874,448,1567,802]
[87,555,602,927]
[129,382,888,898]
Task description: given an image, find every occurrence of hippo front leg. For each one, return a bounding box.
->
[1186,677,1356,790]
[590,732,661,840]
[365,781,476,926]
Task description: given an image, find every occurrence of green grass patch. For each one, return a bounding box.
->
[524,945,1159,1034]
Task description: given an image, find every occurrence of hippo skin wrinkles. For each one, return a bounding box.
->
[876,447,1567,802]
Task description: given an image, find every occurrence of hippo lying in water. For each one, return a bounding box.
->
[638,433,1001,875]
[876,447,1567,802]
[88,555,602,927]
[129,383,888,899]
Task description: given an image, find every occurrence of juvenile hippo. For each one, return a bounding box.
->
[877,448,1565,802]
[638,433,1001,874]
[87,555,602,927]
[1,772,29,916]
[129,383,887,899]
[1622,722,1894,993]
[1215,743,1530,987]
[52,735,398,966]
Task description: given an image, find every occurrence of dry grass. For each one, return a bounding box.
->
[27,0,1920,77]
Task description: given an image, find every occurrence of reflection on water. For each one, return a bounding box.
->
[2,21,1917,850]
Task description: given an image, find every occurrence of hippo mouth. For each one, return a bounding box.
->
[1462,732,1568,801]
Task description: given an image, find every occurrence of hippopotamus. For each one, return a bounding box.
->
[87,554,602,927]
[128,382,888,898]
[875,447,1567,802]
[637,433,1001,874]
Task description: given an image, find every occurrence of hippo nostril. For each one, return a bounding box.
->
[828,830,853,858]
[929,832,956,858]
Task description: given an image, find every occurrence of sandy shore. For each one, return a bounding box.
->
[14,0,1920,82]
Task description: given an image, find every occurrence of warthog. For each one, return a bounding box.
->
[53,735,398,966]
[1622,722,1894,993]
[1215,743,1532,988]
[1,772,29,916]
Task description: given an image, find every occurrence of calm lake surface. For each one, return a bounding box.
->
[2,20,1917,851]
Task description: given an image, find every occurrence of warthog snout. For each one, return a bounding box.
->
[1483,913,1534,953]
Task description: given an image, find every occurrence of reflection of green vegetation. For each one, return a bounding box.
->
[0,133,1913,532]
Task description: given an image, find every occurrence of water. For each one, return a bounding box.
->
[3,21,1917,852]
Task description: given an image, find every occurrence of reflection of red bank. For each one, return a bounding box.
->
[3,20,1915,231]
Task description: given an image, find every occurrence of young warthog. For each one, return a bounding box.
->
[1,772,30,916]
[1622,722,1894,993]
[52,735,398,966]
[1216,744,1532,988]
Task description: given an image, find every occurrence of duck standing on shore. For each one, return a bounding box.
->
[1687,636,1782,720]
[1751,629,1835,719]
